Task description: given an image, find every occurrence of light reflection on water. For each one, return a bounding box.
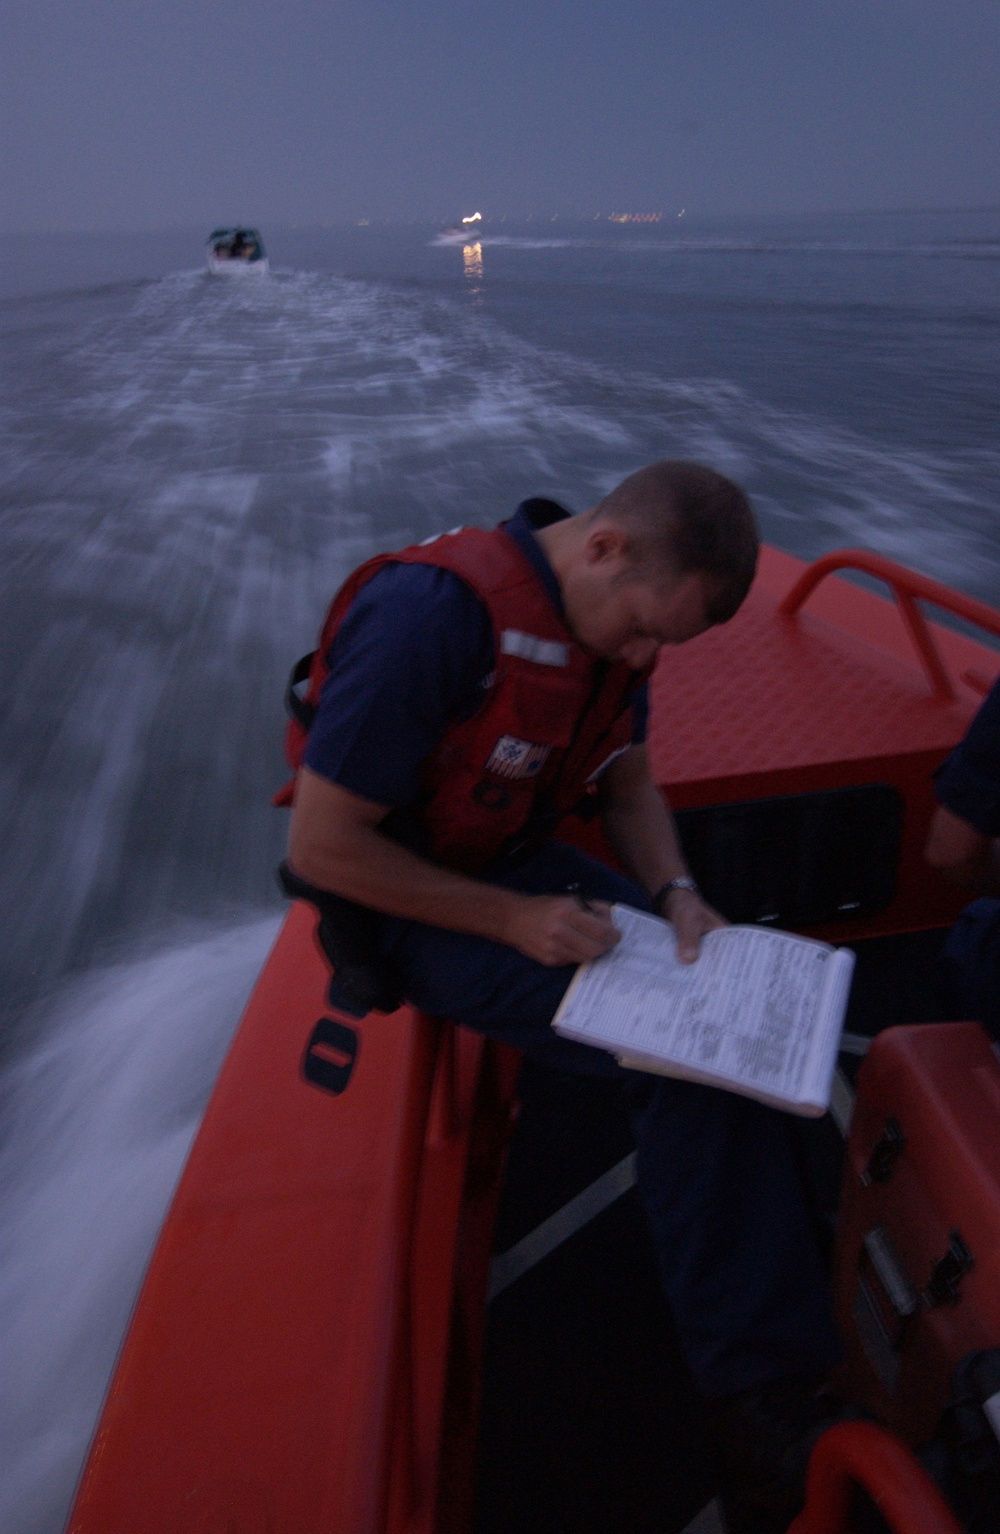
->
[463,239,484,285]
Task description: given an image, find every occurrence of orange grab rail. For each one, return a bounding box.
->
[788,1422,962,1534]
[778,549,1000,702]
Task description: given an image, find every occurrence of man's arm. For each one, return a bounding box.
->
[924,697,1000,1031]
[925,804,1000,895]
[288,765,620,967]
[599,744,725,961]
[925,677,1000,896]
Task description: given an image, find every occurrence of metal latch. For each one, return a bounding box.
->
[922,1230,974,1308]
[863,1117,906,1185]
[862,1226,919,1325]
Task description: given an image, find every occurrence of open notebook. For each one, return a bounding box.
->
[552,905,854,1116]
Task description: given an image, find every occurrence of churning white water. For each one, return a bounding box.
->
[0,917,279,1534]
[1,217,998,1530]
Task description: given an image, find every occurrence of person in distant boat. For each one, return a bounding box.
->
[281,462,846,1533]
[925,674,1000,1038]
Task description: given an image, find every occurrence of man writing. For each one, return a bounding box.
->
[283,461,843,1532]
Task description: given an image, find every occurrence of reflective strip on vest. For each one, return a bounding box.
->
[419,526,464,545]
[584,744,630,784]
[500,629,570,667]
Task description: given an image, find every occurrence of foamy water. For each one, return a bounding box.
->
[1,218,998,1529]
[0,917,279,1534]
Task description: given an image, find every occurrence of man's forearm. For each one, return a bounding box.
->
[289,804,522,943]
[937,838,1000,896]
[600,760,692,896]
[288,767,630,967]
[925,806,1000,896]
[598,746,725,960]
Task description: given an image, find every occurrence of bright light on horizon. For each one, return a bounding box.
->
[461,211,483,224]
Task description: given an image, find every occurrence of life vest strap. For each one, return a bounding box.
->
[276,861,406,1016]
[286,651,317,729]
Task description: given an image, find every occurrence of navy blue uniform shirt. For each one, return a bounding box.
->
[304,499,648,807]
[934,675,1000,837]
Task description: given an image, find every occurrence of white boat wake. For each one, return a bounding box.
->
[0,916,279,1534]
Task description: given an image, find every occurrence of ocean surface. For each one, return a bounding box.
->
[1,210,998,1531]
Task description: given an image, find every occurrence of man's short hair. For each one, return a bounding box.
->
[596,460,759,624]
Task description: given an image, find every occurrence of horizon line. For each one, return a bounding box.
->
[3,203,999,239]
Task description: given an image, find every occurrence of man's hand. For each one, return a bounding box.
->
[289,772,624,963]
[925,804,1000,895]
[599,746,726,962]
[663,887,726,963]
[503,895,621,967]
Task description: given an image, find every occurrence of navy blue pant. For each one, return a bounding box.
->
[379,841,841,1398]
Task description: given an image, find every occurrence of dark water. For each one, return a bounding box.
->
[0,211,997,1532]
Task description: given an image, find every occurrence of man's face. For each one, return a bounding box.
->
[565,534,713,668]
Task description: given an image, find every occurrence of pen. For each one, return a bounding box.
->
[565,881,599,914]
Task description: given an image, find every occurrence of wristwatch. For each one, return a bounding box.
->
[652,875,700,913]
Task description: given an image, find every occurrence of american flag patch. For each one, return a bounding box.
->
[485,734,551,780]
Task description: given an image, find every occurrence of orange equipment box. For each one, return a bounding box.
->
[834,1022,1000,1444]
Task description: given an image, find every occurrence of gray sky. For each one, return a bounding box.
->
[3,0,998,231]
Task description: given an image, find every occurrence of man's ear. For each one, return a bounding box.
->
[584,522,631,567]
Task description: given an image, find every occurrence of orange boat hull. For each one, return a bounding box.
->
[68,546,1000,1531]
[68,900,519,1533]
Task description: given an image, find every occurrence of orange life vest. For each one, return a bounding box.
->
[277,525,645,873]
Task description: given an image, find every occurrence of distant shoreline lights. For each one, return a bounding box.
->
[608,213,662,224]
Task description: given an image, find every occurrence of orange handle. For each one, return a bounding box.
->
[788,1422,962,1534]
[779,549,1000,702]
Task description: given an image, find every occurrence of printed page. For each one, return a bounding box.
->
[800,943,856,1104]
[553,905,854,1111]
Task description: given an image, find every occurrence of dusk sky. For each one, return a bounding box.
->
[3,0,998,231]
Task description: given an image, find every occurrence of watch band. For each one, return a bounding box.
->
[652,875,700,911]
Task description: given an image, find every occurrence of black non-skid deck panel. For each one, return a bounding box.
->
[475,1062,716,1534]
[675,784,904,929]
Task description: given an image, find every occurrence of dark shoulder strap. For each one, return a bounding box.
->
[285,651,318,727]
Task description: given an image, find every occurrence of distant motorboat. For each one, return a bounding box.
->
[434,213,483,246]
[206,228,269,275]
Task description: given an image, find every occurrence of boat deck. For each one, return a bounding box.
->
[473,925,951,1534]
[64,546,1000,1534]
[476,1057,716,1533]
